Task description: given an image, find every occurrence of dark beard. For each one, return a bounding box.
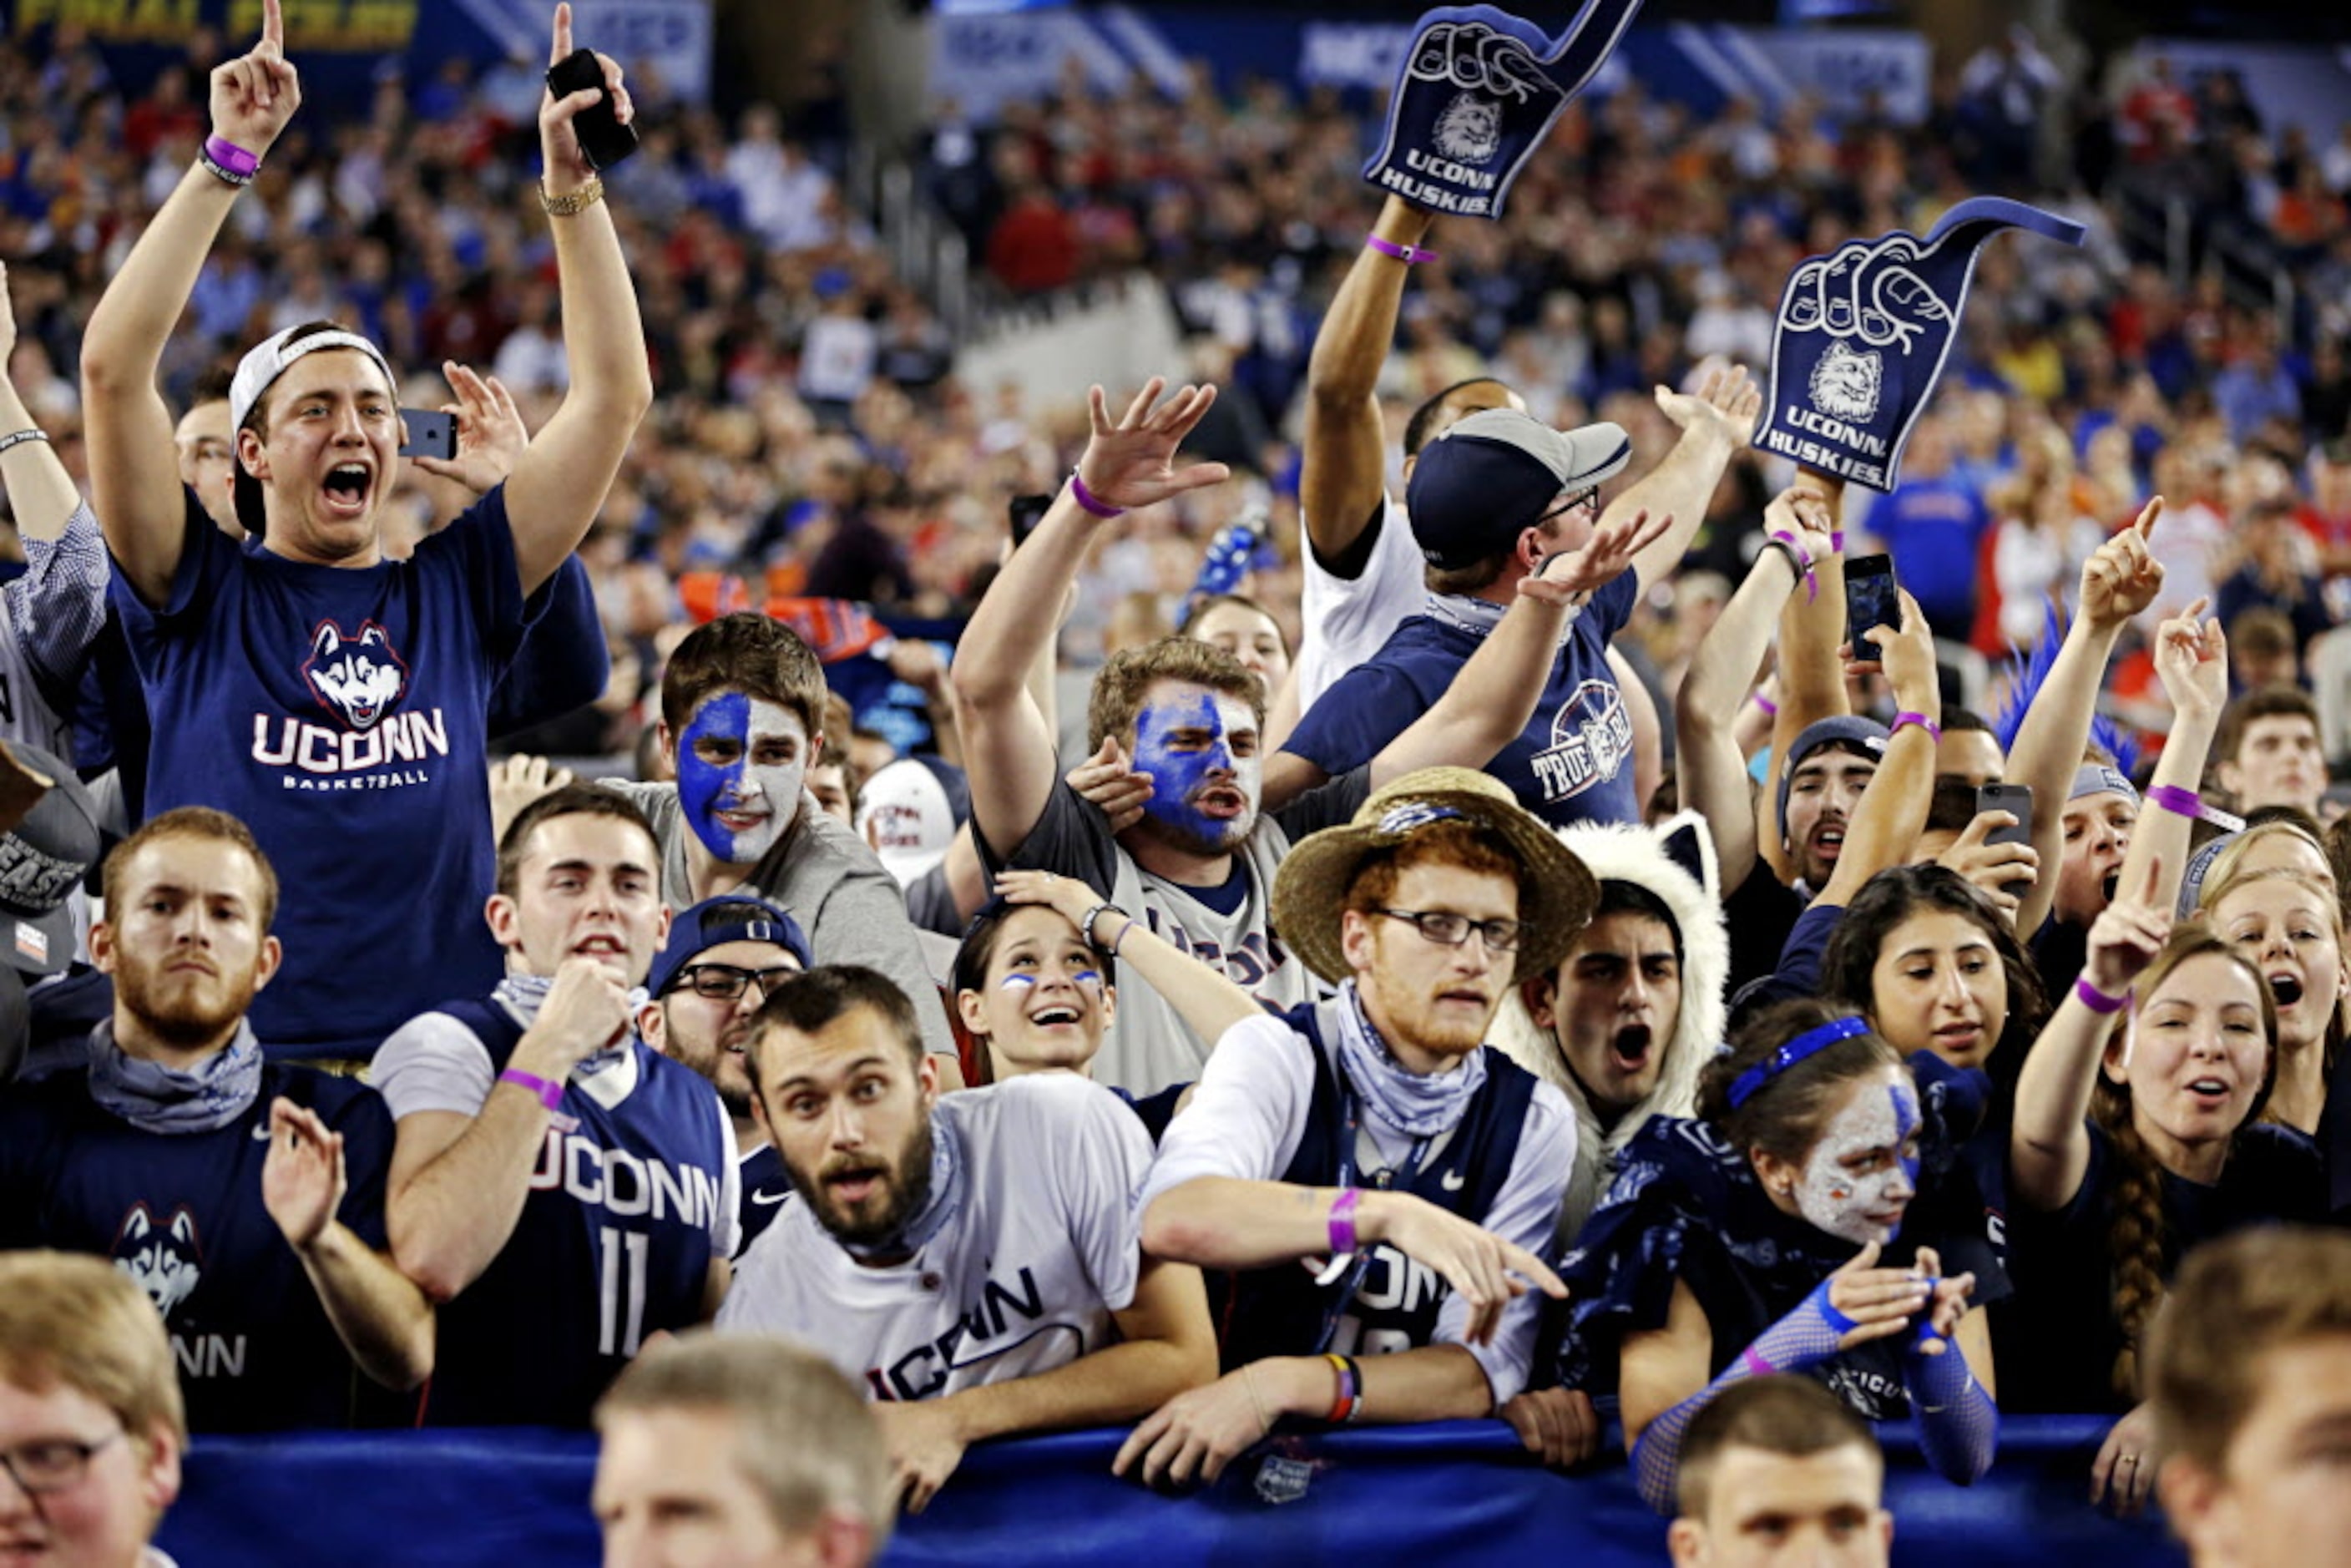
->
[804,1116,935,1252]
[117,963,252,1050]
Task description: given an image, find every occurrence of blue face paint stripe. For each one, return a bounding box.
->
[1132,691,1249,852]
[678,690,753,861]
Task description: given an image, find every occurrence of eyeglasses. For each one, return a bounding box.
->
[0,1429,122,1495]
[1537,488,1599,524]
[1375,908,1530,953]
[666,963,801,1003]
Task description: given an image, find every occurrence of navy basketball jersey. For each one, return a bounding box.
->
[0,1065,407,1431]
[422,1001,736,1428]
[1216,1004,1536,1370]
[109,489,543,1060]
[737,1142,791,1258]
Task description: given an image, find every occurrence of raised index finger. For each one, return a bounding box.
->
[2133,494,2163,539]
[549,1,574,67]
[259,0,285,55]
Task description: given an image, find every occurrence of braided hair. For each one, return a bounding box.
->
[2091,926,2278,1401]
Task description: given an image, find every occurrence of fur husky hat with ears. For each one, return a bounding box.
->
[1489,811,1727,1238]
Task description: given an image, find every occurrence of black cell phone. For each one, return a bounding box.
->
[546,47,640,172]
[1978,781,2035,899]
[397,409,457,463]
[1008,493,1054,549]
[1978,783,2033,847]
[1845,553,1897,665]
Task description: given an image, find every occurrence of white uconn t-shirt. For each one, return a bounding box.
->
[718,1075,1150,1401]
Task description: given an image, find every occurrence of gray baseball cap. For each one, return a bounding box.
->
[1405,408,1631,571]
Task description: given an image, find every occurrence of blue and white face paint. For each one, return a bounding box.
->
[1131,688,1261,855]
[676,692,811,866]
[1794,1073,1922,1246]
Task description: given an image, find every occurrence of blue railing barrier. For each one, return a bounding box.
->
[154,1417,2189,1565]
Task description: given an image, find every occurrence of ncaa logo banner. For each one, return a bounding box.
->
[1757,197,2086,492]
[1362,0,1646,220]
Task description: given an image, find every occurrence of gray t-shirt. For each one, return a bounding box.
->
[605,781,958,1061]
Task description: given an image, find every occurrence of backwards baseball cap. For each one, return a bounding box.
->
[1777,716,1891,842]
[0,745,101,979]
[855,756,971,888]
[1405,408,1631,571]
[226,324,402,534]
[647,895,814,999]
[2070,763,2140,804]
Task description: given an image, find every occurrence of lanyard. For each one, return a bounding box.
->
[1312,1082,1433,1353]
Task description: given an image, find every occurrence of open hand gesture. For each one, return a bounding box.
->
[1656,364,1762,450]
[261,1097,347,1253]
[1071,378,1231,515]
[1523,508,1672,604]
[540,3,632,189]
[210,0,301,160]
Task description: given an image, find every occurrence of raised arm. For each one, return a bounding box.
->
[1816,591,1941,908]
[1618,367,1762,593]
[1299,195,1433,568]
[2010,859,2172,1211]
[1359,508,1671,787]
[262,1097,434,1390]
[949,379,1227,859]
[2005,500,2166,935]
[2116,605,2228,918]
[0,266,83,542]
[81,0,299,605]
[1678,486,1837,883]
[1760,476,1851,878]
[499,4,655,597]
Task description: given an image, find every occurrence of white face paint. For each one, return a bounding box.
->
[676,695,811,866]
[1792,1074,1922,1246]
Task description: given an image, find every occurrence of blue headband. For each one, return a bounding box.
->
[1727,1016,1873,1110]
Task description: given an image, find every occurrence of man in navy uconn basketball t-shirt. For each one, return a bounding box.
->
[374,788,738,1427]
[0,807,434,1431]
[78,8,652,1060]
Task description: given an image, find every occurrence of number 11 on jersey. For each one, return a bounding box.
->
[599,1227,650,1357]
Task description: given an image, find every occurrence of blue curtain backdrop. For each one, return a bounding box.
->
[155,1418,2188,1566]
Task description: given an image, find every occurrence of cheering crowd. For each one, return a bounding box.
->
[3,3,2351,1566]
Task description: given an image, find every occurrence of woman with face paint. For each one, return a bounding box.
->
[956,872,1264,1140]
[2006,859,2325,1515]
[1554,998,2001,1512]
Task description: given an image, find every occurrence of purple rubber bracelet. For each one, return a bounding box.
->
[1742,1346,1779,1378]
[1068,471,1125,519]
[498,1068,565,1112]
[2075,976,2131,1015]
[205,134,260,180]
[1892,710,1942,745]
[1327,1187,1362,1256]
[1767,529,1818,601]
[2147,784,2246,832]
[1366,234,1438,265]
[1753,692,1778,716]
[1831,529,1847,554]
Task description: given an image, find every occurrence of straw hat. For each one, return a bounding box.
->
[1272,767,1598,985]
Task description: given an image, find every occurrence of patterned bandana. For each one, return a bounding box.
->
[1336,979,1488,1139]
[840,1109,965,1264]
[85,1019,264,1136]
[493,972,647,1080]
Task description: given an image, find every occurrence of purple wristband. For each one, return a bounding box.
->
[499,1068,565,1112]
[1753,692,1778,716]
[2075,976,2131,1015]
[2147,784,2247,832]
[1327,1187,1362,1257]
[1767,529,1818,601]
[1742,1346,1779,1378]
[204,134,260,180]
[1366,234,1438,265]
[1892,710,1942,745]
[1831,529,1847,554]
[1068,471,1125,520]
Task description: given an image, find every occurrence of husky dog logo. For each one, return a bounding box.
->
[114,1204,203,1318]
[1432,93,1504,164]
[303,620,409,731]
[1809,341,1883,422]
